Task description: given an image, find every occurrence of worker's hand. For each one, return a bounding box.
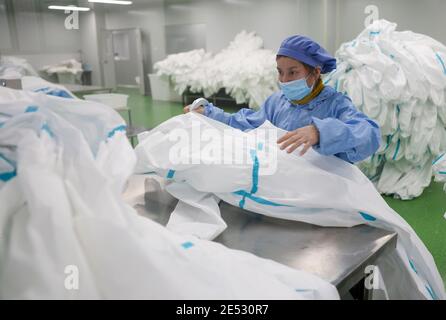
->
[183,105,205,114]
[277,125,320,156]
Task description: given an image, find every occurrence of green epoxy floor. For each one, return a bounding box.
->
[81,87,446,286]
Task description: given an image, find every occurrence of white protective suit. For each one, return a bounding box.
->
[134,112,446,300]
[324,20,446,200]
[433,153,446,193]
[0,87,338,299]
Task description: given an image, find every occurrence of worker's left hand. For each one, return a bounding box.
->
[277,125,320,155]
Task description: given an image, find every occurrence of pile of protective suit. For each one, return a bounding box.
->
[40,59,83,75]
[324,20,446,199]
[154,49,213,95]
[0,56,38,78]
[134,112,446,300]
[154,31,278,108]
[0,87,338,299]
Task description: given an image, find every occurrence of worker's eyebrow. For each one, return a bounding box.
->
[277,66,301,71]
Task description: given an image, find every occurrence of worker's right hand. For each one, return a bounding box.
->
[183,105,205,114]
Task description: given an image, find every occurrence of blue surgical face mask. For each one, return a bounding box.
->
[279,74,314,101]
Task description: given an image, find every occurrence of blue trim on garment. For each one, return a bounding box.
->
[368,171,382,182]
[433,153,445,165]
[0,170,16,182]
[249,149,259,194]
[166,169,175,179]
[435,53,446,75]
[107,125,127,138]
[383,136,391,152]
[0,153,17,182]
[41,123,54,138]
[234,190,293,208]
[392,139,400,161]
[34,87,73,99]
[295,289,312,292]
[408,258,418,274]
[234,143,293,209]
[359,211,377,221]
[181,241,194,249]
[257,142,264,151]
[425,283,438,300]
[25,106,39,113]
[0,153,16,167]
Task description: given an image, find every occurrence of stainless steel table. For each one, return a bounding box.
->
[126,176,397,299]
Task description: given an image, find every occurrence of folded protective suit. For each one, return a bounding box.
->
[135,112,446,300]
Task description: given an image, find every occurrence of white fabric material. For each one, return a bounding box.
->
[433,153,446,192]
[134,112,446,300]
[21,76,77,99]
[324,20,446,200]
[0,56,38,78]
[154,31,279,108]
[0,87,338,300]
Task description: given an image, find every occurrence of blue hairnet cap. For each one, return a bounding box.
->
[277,35,337,74]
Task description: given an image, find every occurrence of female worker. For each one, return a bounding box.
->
[184,35,380,163]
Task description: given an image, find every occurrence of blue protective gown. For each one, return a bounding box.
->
[204,86,380,163]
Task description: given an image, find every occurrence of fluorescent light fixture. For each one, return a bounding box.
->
[88,0,133,4]
[48,5,90,11]
[224,0,252,6]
